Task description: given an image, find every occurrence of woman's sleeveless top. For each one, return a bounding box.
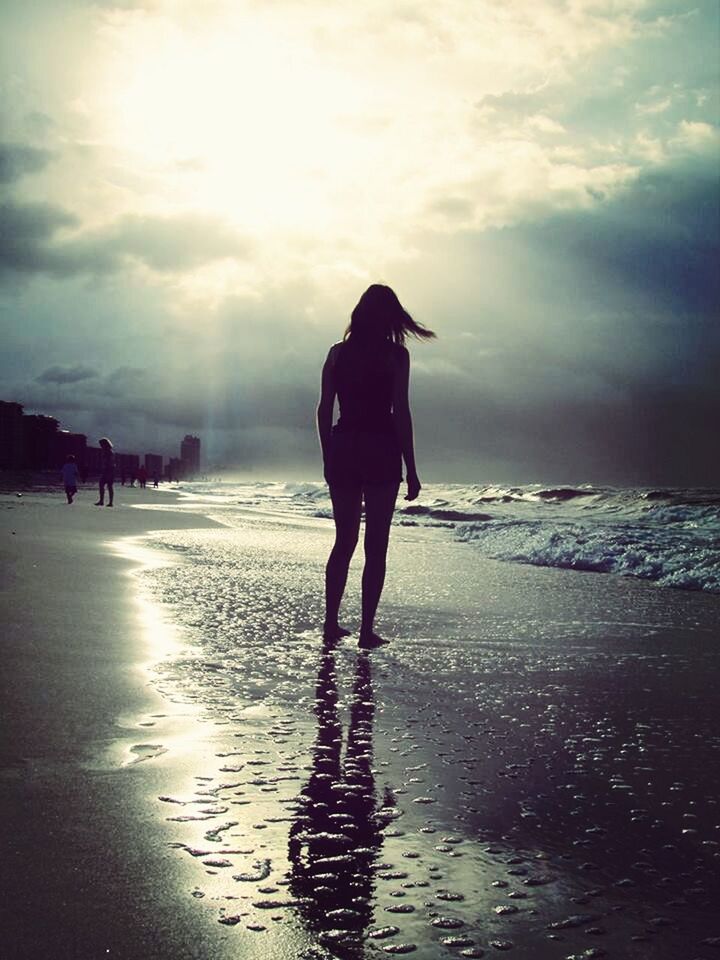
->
[334,339,395,435]
[101,448,114,477]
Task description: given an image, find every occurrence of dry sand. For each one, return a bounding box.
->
[1,485,719,960]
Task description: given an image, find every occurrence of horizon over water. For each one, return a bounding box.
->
[170,479,720,595]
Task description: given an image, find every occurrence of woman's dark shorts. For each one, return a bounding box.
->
[325,428,402,486]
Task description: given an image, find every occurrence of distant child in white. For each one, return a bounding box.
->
[62,454,80,504]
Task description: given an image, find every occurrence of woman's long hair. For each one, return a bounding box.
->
[344,284,435,345]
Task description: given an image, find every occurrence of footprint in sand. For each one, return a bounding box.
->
[125,743,168,765]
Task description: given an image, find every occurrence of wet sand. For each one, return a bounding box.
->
[0,488,244,960]
[1,489,719,959]
[128,509,720,959]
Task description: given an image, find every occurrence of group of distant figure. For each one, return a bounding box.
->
[60,437,159,506]
[120,465,150,488]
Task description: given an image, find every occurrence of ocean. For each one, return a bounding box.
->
[172,480,720,594]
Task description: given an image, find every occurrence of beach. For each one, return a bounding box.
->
[0,487,247,960]
[1,484,719,960]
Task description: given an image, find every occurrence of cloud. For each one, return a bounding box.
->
[6,139,718,484]
[0,143,54,183]
[89,214,250,272]
[1,0,718,483]
[518,152,720,316]
[0,204,249,277]
[390,147,720,483]
[36,364,99,384]
[0,201,79,274]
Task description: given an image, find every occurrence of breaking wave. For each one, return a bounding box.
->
[177,480,720,594]
[455,518,720,594]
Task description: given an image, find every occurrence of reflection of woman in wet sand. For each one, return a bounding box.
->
[317,284,435,649]
[288,645,394,957]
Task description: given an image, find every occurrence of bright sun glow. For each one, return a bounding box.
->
[92,8,446,244]
[80,0,652,288]
[85,0,556,271]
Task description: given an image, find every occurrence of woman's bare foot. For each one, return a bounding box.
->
[358,632,390,649]
[323,623,351,641]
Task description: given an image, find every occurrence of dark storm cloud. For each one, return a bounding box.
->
[0,201,78,274]
[0,202,249,277]
[521,154,720,316]
[399,150,720,484]
[18,366,209,452]
[0,142,54,183]
[9,279,329,467]
[36,364,98,385]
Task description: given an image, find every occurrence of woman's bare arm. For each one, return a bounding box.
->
[391,346,421,501]
[316,345,339,474]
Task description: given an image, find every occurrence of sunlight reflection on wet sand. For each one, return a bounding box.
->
[113,514,720,959]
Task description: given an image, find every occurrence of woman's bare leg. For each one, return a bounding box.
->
[324,483,362,638]
[359,482,399,644]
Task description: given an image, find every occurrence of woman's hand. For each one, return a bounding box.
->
[404,473,421,501]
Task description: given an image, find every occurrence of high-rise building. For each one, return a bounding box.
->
[54,431,87,468]
[180,434,200,475]
[84,446,103,478]
[115,453,140,481]
[0,401,25,469]
[167,457,184,482]
[145,453,163,481]
[22,414,59,469]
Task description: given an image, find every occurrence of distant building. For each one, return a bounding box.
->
[116,452,140,481]
[180,435,200,475]
[0,401,25,469]
[0,397,195,486]
[54,431,87,468]
[84,446,103,479]
[145,453,163,481]
[22,414,59,469]
[167,456,184,481]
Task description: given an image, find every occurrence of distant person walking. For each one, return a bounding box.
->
[61,454,80,504]
[317,284,435,649]
[95,437,115,507]
[137,465,147,489]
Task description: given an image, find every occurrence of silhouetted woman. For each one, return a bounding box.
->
[317,284,435,649]
[95,437,114,507]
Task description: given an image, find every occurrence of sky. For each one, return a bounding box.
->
[1,0,718,485]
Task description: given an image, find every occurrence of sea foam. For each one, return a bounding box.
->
[176,480,720,594]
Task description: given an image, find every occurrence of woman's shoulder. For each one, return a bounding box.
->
[325,341,345,364]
